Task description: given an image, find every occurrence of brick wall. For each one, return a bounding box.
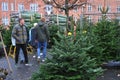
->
[0,0,119,25]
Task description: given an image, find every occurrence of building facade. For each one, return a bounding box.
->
[83,0,120,23]
[0,0,45,25]
[0,0,120,25]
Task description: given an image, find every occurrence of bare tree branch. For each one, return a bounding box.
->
[52,4,66,10]
[70,0,79,5]
[52,0,65,9]
[74,2,87,7]
[68,1,87,9]
[43,0,88,10]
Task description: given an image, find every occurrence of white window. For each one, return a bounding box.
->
[18,4,24,12]
[2,17,9,25]
[87,16,92,22]
[117,6,120,12]
[98,5,102,12]
[81,7,84,12]
[81,5,86,13]
[107,5,111,12]
[116,16,120,20]
[98,16,102,22]
[2,2,8,11]
[88,5,92,12]
[11,3,14,11]
[74,17,77,23]
[74,7,78,12]
[30,3,38,12]
[45,4,53,15]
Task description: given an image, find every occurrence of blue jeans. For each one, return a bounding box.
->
[37,42,47,59]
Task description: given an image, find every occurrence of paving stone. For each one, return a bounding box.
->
[0,54,40,80]
[1,54,120,80]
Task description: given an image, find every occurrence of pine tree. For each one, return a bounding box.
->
[2,23,13,46]
[89,19,120,62]
[31,31,103,80]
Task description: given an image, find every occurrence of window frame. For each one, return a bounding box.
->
[2,16,9,25]
[18,3,24,12]
[87,16,92,23]
[2,2,8,11]
[117,5,120,13]
[30,3,38,12]
[88,5,92,12]
[98,5,102,12]
[11,3,14,11]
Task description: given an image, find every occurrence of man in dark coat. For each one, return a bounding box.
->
[34,17,49,62]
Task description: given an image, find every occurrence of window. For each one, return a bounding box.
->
[107,5,111,12]
[81,5,85,13]
[87,16,92,22]
[18,4,24,12]
[88,5,92,12]
[81,7,84,12]
[74,17,77,23]
[117,6,120,12]
[2,17,9,25]
[11,3,14,11]
[59,9,64,12]
[30,3,38,12]
[116,16,120,20]
[45,4,53,15]
[98,5,102,12]
[2,2,8,11]
[74,7,78,12]
[98,16,102,22]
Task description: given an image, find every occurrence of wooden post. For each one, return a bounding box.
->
[0,31,12,72]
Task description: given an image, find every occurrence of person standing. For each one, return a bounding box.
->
[11,37,25,63]
[29,23,38,48]
[29,23,38,58]
[35,17,49,62]
[12,18,30,67]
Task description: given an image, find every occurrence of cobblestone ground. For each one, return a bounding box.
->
[0,54,40,80]
[97,68,120,80]
[0,54,120,80]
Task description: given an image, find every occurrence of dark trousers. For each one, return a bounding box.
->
[15,44,28,64]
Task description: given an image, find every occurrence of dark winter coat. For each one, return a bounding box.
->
[35,21,49,42]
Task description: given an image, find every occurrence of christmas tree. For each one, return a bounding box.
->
[89,19,120,62]
[31,31,103,80]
